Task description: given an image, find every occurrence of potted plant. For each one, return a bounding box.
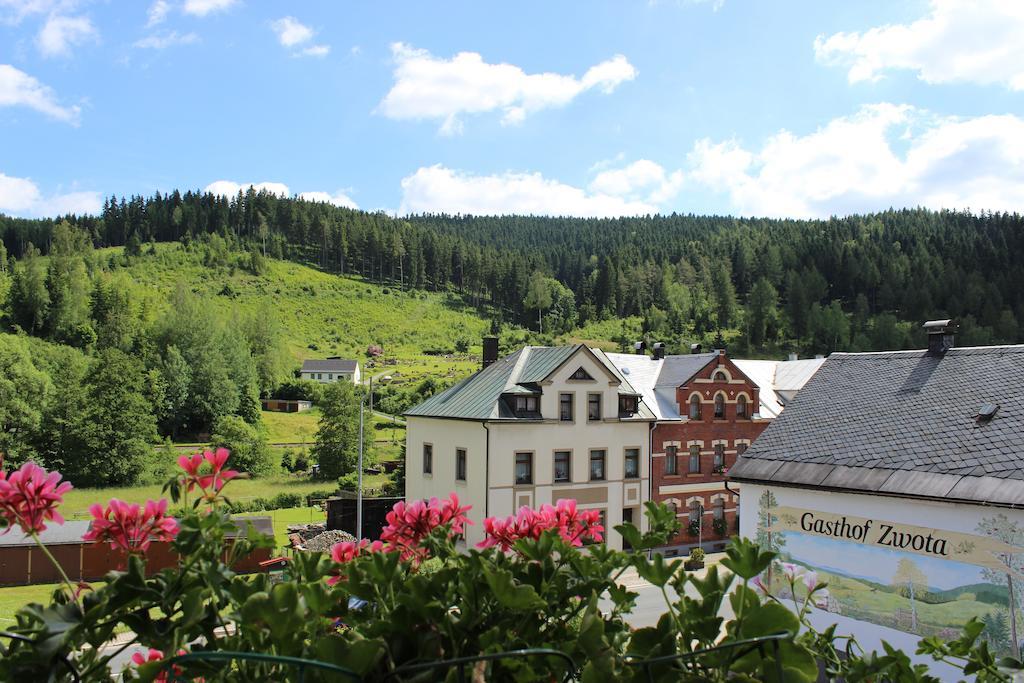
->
[684,546,706,571]
[712,517,728,537]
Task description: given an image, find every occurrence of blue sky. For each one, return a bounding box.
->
[1,0,1023,218]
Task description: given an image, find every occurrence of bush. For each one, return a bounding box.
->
[211,415,273,476]
[280,449,294,472]
[689,547,706,563]
[294,451,309,472]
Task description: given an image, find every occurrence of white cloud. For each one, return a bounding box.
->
[589,159,684,204]
[398,165,656,217]
[145,0,169,27]
[270,16,329,58]
[204,180,291,198]
[0,172,41,211]
[183,0,237,17]
[814,0,1024,90]
[378,43,637,134]
[271,16,311,47]
[0,172,100,217]
[0,63,80,123]
[134,30,198,49]
[0,0,55,24]
[299,191,358,209]
[300,44,329,58]
[684,103,1024,217]
[37,13,97,57]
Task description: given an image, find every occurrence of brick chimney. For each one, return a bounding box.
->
[923,319,957,356]
[483,336,499,369]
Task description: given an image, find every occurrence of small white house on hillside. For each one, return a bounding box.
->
[301,358,361,384]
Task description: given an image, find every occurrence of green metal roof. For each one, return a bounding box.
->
[517,346,577,384]
[405,344,654,421]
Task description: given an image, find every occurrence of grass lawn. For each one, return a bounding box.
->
[0,582,69,625]
[60,475,335,520]
[261,408,321,444]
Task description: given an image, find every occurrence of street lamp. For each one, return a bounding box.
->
[356,375,373,542]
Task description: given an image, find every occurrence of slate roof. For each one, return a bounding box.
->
[405,345,654,421]
[728,345,1024,506]
[301,358,358,373]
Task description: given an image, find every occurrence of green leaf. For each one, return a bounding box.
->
[482,565,546,610]
[632,552,679,587]
[720,537,774,580]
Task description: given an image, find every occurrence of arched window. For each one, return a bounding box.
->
[689,394,701,419]
[713,444,725,469]
[713,370,727,381]
[714,498,725,521]
[714,393,725,418]
[736,394,748,418]
[689,501,702,524]
[667,501,678,516]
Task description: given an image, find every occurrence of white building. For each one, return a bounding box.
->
[300,358,361,384]
[405,343,655,550]
[730,322,1024,674]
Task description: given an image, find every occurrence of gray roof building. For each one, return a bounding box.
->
[728,341,1024,507]
[405,344,655,421]
[301,358,359,374]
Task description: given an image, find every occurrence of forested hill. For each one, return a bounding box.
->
[3,188,1023,355]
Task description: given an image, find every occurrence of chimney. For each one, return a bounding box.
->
[652,342,666,360]
[690,343,702,354]
[787,352,798,362]
[482,336,499,369]
[634,341,647,355]
[923,319,957,356]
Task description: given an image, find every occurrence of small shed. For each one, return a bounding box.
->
[261,398,313,413]
[326,493,404,542]
[0,516,276,586]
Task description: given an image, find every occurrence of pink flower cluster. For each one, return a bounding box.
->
[379,493,472,561]
[131,648,189,682]
[477,499,604,551]
[328,493,471,573]
[83,498,179,554]
[327,539,385,585]
[178,448,239,500]
[0,461,73,535]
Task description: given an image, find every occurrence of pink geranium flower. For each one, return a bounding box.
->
[327,539,386,585]
[379,493,472,562]
[177,448,239,500]
[131,648,189,682]
[83,498,179,554]
[477,499,604,551]
[0,461,73,535]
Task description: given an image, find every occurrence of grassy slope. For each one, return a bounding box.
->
[113,244,488,383]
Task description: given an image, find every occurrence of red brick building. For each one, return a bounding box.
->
[608,348,823,554]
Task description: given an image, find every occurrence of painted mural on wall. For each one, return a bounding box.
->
[755,490,1024,656]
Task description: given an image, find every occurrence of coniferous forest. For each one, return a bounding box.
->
[1,189,1023,488]
[3,188,1022,355]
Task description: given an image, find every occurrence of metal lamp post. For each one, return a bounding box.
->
[356,376,372,542]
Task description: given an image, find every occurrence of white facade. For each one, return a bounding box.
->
[301,363,361,384]
[406,347,652,550]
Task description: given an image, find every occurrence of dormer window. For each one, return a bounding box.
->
[570,367,594,381]
[689,394,701,419]
[714,393,725,419]
[514,395,539,414]
[619,395,638,415]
